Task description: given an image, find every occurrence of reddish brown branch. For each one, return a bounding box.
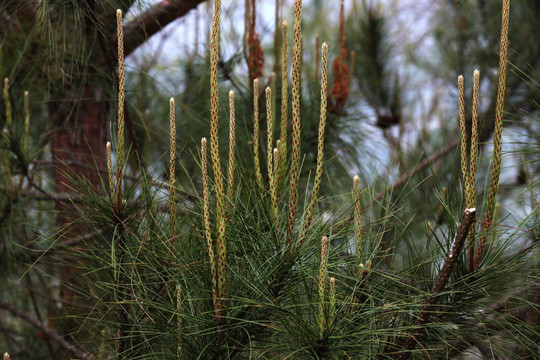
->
[395,207,476,360]
[122,0,207,57]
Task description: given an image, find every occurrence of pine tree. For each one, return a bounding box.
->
[0,0,538,359]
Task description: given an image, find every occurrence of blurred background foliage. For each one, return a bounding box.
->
[0,0,539,359]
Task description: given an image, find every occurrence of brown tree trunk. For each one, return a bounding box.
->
[50,85,108,300]
[51,86,107,198]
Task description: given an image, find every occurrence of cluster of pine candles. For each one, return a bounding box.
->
[4,0,532,358]
[106,0,344,355]
[111,0,335,350]
[105,0,509,358]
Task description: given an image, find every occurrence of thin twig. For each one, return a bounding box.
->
[375,140,458,203]
[25,276,57,360]
[0,300,91,360]
[23,284,94,310]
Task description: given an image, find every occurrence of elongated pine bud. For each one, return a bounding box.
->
[209,0,224,223]
[330,0,349,113]
[216,215,227,316]
[253,78,264,190]
[458,75,468,198]
[227,90,236,203]
[209,0,227,318]
[246,0,264,83]
[201,138,218,312]
[299,42,328,247]
[467,70,480,273]
[271,146,280,233]
[266,86,273,184]
[274,138,282,195]
[286,0,304,246]
[476,0,510,271]
[273,146,280,180]
[279,21,289,189]
[116,9,125,212]
[318,235,328,338]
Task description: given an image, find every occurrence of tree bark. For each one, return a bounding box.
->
[123,0,207,57]
[50,85,108,301]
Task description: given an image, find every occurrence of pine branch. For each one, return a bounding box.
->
[394,207,477,360]
[0,300,91,360]
[375,140,459,202]
[122,0,207,57]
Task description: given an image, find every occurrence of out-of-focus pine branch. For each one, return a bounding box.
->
[0,300,91,360]
[122,0,207,57]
